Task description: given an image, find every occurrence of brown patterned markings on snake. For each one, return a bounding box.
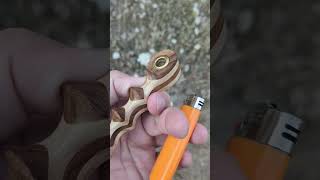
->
[129,87,144,100]
[63,82,108,123]
[110,50,181,150]
[111,107,126,122]
[110,104,148,147]
[111,87,144,123]
[150,65,181,94]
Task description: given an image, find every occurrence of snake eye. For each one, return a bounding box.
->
[154,56,169,70]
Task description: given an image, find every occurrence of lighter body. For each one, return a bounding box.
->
[227,137,289,180]
[226,103,303,180]
[150,96,204,180]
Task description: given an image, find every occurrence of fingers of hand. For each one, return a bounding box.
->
[190,123,208,144]
[179,150,193,168]
[142,107,188,138]
[110,70,145,105]
[147,92,171,115]
[144,92,208,142]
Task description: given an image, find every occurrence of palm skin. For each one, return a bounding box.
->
[110,70,208,180]
[110,116,156,180]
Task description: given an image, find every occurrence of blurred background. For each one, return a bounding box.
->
[110,0,210,179]
[214,0,320,179]
[0,0,108,48]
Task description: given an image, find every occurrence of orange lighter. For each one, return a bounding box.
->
[150,95,205,180]
[227,103,303,180]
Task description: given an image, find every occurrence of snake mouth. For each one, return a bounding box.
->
[154,56,170,70]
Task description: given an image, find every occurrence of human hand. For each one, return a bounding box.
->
[110,70,209,180]
[0,28,246,180]
[0,28,107,144]
[0,28,107,179]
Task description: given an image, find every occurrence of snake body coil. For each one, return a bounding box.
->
[110,50,182,154]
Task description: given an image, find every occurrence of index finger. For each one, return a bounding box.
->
[110,70,145,106]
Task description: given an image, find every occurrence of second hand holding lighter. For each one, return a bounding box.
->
[150,95,205,180]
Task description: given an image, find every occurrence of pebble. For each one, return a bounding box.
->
[152,4,159,9]
[121,33,127,39]
[137,52,151,66]
[112,52,120,60]
[195,28,200,35]
[193,3,200,15]
[184,64,190,72]
[140,4,145,10]
[149,48,155,53]
[195,16,201,25]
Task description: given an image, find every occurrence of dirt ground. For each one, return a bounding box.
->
[216,0,320,179]
[110,0,210,179]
